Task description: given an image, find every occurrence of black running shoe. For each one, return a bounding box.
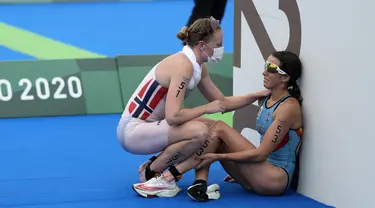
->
[187,180,220,202]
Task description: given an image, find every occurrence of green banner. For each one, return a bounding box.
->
[0,54,232,118]
[0,58,123,118]
[116,53,233,109]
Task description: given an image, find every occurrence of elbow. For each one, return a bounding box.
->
[165,117,176,126]
[165,116,180,126]
[165,110,184,126]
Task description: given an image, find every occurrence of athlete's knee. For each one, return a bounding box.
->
[194,116,216,127]
[210,120,228,137]
[187,121,209,142]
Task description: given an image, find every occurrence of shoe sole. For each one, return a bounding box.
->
[187,184,220,202]
[132,185,157,198]
[187,191,207,202]
[132,185,182,198]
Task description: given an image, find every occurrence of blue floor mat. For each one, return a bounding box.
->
[0,114,332,208]
[0,1,234,59]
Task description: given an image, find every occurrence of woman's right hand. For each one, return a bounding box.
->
[205,100,226,114]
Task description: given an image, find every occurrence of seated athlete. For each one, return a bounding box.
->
[133,51,303,200]
[116,16,270,196]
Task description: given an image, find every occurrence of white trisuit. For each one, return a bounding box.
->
[117,46,203,155]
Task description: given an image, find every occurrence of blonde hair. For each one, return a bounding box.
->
[176,16,221,46]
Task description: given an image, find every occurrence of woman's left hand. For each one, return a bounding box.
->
[257,89,271,98]
[196,153,224,169]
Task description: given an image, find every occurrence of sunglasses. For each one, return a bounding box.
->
[265,60,287,75]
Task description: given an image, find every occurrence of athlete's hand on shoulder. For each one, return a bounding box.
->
[255,89,271,98]
[204,100,226,114]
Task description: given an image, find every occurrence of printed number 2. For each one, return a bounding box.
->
[19,77,83,101]
[176,81,186,98]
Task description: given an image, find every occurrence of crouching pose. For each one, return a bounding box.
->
[133,51,304,200]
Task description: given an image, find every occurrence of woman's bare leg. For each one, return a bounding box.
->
[162,120,287,195]
[194,116,217,128]
[132,119,287,199]
[188,124,255,191]
[137,117,216,176]
[199,121,288,195]
[217,143,251,188]
[170,121,257,174]
[161,120,223,182]
[148,120,210,174]
[161,121,256,201]
[132,118,219,198]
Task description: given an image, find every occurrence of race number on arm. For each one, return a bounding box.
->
[165,61,206,126]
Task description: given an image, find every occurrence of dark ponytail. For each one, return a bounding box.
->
[271,51,303,105]
[288,80,303,105]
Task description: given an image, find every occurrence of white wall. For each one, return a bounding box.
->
[233,0,375,207]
